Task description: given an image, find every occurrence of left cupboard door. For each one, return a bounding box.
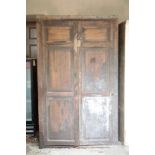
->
[37,21,79,147]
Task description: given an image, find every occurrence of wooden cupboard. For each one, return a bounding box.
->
[26,22,37,58]
[37,18,118,147]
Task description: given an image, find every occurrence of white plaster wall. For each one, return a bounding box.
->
[26,0,129,23]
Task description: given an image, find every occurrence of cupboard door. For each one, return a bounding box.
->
[38,19,118,147]
[38,21,79,147]
[79,21,118,144]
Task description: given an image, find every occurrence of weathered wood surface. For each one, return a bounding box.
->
[37,19,119,147]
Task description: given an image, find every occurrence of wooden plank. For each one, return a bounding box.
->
[118,22,125,144]
[27,15,118,21]
[47,92,74,97]
[37,21,45,148]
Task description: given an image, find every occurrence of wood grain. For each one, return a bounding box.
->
[37,19,119,147]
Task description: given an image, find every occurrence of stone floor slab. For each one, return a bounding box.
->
[26,143,129,155]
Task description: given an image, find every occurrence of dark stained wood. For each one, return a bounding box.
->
[38,20,79,146]
[37,21,45,148]
[26,22,37,58]
[47,97,75,141]
[79,20,118,144]
[118,22,125,144]
[37,19,119,147]
[27,15,118,21]
[48,47,73,91]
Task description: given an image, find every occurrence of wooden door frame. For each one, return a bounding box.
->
[27,15,121,148]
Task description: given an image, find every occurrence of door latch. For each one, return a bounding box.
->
[74,33,81,52]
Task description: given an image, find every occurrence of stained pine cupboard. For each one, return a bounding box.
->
[37,18,119,147]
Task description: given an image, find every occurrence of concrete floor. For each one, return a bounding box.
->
[26,143,129,155]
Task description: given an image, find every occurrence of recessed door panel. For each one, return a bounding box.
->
[81,48,110,94]
[81,97,112,140]
[47,27,72,42]
[48,47,73,91]
[83,27,109,42]
[47,97,75,142]
[79,21,111,48]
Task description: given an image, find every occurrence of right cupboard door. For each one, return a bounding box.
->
[78,20,118,145]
